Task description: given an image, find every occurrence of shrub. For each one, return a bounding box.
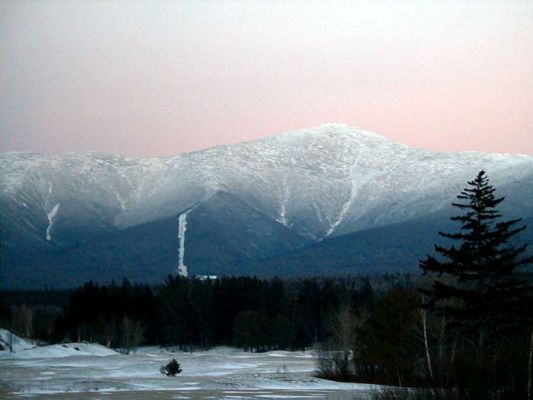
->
[160,359,182,376]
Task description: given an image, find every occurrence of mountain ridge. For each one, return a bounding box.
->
[2,124,531,238]
[1,124,532,288]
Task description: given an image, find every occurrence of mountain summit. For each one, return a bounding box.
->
[2,124,532,288]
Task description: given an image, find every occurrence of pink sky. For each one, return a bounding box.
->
[1,0,532,156]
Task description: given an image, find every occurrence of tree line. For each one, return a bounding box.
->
[1,274,386,353]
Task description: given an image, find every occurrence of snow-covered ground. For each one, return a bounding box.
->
[0,332,376,399]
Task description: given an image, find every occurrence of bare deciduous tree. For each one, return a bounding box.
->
[12,305,35,340]
[120,317,144,354]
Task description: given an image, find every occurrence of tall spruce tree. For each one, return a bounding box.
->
[420,170,532,337]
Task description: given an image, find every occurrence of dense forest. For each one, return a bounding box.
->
[0,274,395,351]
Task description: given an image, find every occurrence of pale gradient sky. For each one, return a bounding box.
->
[1,0,532,156]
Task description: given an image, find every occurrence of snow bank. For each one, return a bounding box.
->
[1,342,117,359]
[0,328,33,353]
[0,329,117,359]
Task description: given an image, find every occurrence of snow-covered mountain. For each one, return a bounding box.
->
[2,123,532,288]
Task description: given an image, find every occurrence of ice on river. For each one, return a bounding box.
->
[0,340,376,399]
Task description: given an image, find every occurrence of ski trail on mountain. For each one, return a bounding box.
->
[177,209,192,277]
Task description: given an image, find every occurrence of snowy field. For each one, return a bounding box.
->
[0,330,375,399]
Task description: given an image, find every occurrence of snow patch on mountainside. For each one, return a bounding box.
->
[276,176,290,226]
[115,192,126,210]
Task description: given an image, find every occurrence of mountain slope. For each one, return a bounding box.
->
[1,123,532,288]
[251,214,533,278]
[1,191,309,289]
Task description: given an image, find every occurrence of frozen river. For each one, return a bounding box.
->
[0,343,375,399]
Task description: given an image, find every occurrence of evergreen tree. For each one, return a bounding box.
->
[420,170,532,339]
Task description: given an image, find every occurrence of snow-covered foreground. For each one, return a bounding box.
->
[0,340,376,399]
